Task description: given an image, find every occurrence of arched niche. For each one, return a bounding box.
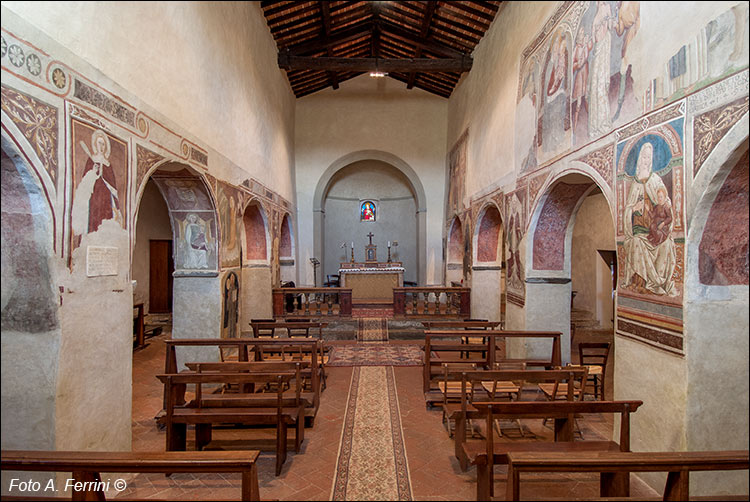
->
[132,161,222,369]
[471,203,505,324]
[242,200,270,263]
[1,139,60,458]
[525,171,612,364]
[313,150,427,285]
[683,136,748,496]
[445,216,464,285]
[279,213,296,284]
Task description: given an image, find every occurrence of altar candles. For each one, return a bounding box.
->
[351,241,354,249]
[388,241,391,247]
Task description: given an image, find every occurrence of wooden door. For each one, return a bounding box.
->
[149,240,173,313]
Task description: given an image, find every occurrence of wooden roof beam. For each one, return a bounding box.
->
[284,19,373,54]
[407,0,437,89]
[320,1,339,90]
[278,55,472,73]
[377,20,466,58]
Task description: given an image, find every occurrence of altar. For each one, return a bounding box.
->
[339,262,404,302]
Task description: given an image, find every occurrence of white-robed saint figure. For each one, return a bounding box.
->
[621,142,677,296]
[184,213,209,269]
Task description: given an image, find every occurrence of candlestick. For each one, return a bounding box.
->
[350,246,355,263]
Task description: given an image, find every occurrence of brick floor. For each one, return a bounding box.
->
[121,330,657,501]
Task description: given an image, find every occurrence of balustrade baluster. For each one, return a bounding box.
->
[303,294,310,315]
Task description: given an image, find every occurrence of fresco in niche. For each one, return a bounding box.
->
[476,207,502,263]
[517,1,641,171]
[505,188,527,305]
[1,150,58,333]
[646,2,749,111]
[447,131,468,215]
[222,271,239,339]
[698,150,749,286]
[217,181,245,269]
[616,117,684,303]
[174,212,217,270]
[157,178,213,212]
[70,120,127,249]
[243,203,268,261]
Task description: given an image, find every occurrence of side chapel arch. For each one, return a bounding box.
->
[445,215,465,285]
[470,203,505,323]
[526,167,614,363]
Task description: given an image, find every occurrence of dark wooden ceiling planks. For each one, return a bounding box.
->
[260,1,502,98]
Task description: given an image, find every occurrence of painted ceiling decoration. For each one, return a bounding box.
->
[261,1,503,98]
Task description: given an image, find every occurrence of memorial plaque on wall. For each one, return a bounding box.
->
[86,246,118,277]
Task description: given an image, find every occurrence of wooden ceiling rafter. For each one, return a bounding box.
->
[260,1,502,98]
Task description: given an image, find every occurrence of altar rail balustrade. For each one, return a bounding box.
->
[393,287,470,317]
[273,288,352,318]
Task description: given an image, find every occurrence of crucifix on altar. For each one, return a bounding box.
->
[365,232,377,262]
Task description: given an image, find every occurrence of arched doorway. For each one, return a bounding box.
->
[313,150,427,286]
[472,204,505,323]
[1,141,60,457]
[683,138,748,494]
[132,162,221,369]
[240,200,272,324]
[318,159,420,285]
[526,171,614,364]
[279,213,296,284]
[445,216,464,286]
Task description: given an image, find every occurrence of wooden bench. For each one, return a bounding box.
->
[423,331,563,397]
[184,360,321,425]
[448,368,590,470]
[505,450,750,501]
[249,321,328,340]
[0,450,261,500]
[468,400,643,500]
[158,371,304,476]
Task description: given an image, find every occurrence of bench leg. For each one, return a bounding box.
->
[167,423,187,451]
[476,464,491,501]
[276,421,288,476]
[506,465,520,502]
[600,471,629,497]
[663,471,689,501]
[71,471,104,501]
[296,411,305,453]
[241,464,260,501]
[195,423,212,451]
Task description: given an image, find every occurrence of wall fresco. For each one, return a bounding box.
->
[70,119,128,249]
[243,202,268,261]
[216,180,245,269]
[447,217,463,263]
[505,187,527,306]
[532,182,592,270]
[616,117,685,304]
[645,3,749,111]
[476,205,502,262]
[693,95,749,177]
[517,1,641,173]
[698,149,749,285]
[447,130,468,216]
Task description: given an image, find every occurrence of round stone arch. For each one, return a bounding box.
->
[313,150,427,285]
[132,160,222,367]
[241,197,271,265]
[525,167,614,364]
[682,132,748,467]
[471,202,505,322]
[239,197,274,324]
[1,134,61,456]
[445,215,465,286]
[279,212,296,284]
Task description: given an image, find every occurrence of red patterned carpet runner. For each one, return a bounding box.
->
[326,345,423,367]
[331,366,413,501]
[357,318,388,342]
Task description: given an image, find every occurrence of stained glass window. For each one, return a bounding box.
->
[360,201,376,221]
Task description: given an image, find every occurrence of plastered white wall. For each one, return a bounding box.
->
[2,1,296,200]
[295,75,447,286]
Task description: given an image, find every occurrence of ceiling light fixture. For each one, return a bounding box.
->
[369,58,387,78]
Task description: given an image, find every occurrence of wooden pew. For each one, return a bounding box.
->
[505,449,750,501]
[249,321,328,340]
[423,331,563,397]
[184,360,321,424]
[0,450,261,501]
[158,371,304,476]
[448,368,589,470]
[468,400,643,501]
